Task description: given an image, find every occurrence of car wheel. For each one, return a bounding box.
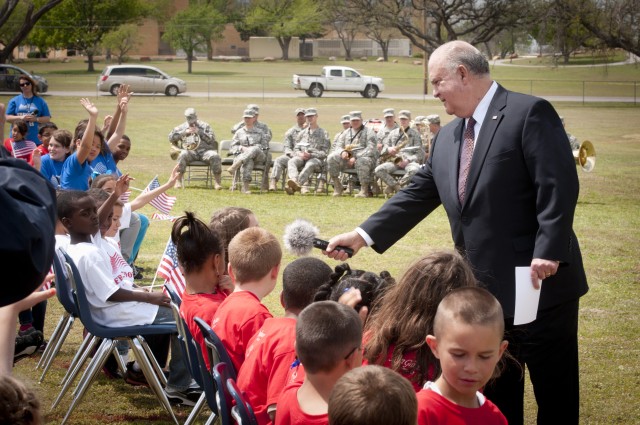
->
[109,84,121,96]
[363,85,379,98]
[165,85,179,96]
[308,84,323,98]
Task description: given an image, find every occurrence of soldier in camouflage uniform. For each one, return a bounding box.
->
[376,108,399,162]
[327,111,377,198]
[168,108,221,189]
[227,109,268,194]
[561,117,580,150]
[231,104,273,143]
[285,108,330,195]
[375,110,425,196]
[269,108,306,191]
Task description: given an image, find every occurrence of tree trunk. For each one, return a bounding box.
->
[380,40,389,61]
[206,38,213,61]
[277,36,291,60]
[86,53,95,72]
[187,53,193,74]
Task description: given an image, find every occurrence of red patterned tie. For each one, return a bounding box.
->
[458,117,476,203]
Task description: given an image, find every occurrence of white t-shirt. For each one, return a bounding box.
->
[65,242,158,328]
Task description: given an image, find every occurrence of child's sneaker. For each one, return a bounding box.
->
[14,330,44,363]
[124,361,148,386]
[164,386,202,407]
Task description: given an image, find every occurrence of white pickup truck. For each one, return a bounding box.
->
[292,66,384,98]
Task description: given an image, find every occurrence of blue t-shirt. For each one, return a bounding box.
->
[90,143,119,176]
[6,95,51,145]
[60,151,93,190]
[40,154,65,188]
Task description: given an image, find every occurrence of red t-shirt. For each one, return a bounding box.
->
[274,382,329,425]
[211,290,272,372]
[237,317,297,425]
[362,343,430,392]
[4,138,36,162]
[416,385,507,425]
[35,144,49,156]
[179,291,227,369]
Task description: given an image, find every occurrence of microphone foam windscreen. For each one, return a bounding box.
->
[283,219,319,256]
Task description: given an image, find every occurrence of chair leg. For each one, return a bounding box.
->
[38,315,74,383]
[137,335,168,387]
[131,337,179,425]
[204,411,217,425]
[51,335,99,409]
[59,339,115,425]
[36,312,67,370]
[184,391,209,425]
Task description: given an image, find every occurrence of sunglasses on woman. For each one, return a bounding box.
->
[19,82,31,87]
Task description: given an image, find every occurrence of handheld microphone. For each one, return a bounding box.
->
[283,219,353,257]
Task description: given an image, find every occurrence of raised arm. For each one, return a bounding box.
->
[129,164,181,211]
[107,98,129,152]
[98,174,131,224]
[76,98,99,164]
[105,84,132,140]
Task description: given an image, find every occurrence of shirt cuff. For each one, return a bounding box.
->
[355,227,373,247]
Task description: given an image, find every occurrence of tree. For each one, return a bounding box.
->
[575,0,640,56]
[0,0,63,63]
[162,4,225,73]
[102,24,140,64]
[243,0,325,60]
[30,0,151,72]
[321,0,362,60]
[352,0,401,61]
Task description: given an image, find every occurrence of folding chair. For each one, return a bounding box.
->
[185,161,213,188]
[219,140,238,190]
[193,317,237,380]
[227,378,259,425]
[56,253,180,425]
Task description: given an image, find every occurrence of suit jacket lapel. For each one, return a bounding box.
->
[462,85,508,209]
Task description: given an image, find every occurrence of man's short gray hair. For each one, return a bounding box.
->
[435,41,489,76]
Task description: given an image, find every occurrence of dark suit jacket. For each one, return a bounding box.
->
[360,85,588,316]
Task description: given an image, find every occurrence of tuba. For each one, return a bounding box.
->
[169,131,201,160]
[573,140,596,172]
[383,127,410,164]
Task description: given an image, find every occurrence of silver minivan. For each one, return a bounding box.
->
[97,65,187,96]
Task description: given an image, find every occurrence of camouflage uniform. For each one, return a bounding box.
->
[375,126,424,188]
[272,123,305,180]
[169,119,221,175]
[288,126,330,186]
[229,126,267,182]
[327,122,377,189]
[376,123,399,164]
[566,132,580,151]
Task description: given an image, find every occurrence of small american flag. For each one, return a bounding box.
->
[156,239,186,299]
[11,140,37,160]
[151,213,178,221]
[119,191,131,203]
[144,176,177,215]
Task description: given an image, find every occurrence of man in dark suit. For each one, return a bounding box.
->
[325,41,588,425]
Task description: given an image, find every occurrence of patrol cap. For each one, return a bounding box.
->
[398,110,411,120]
[383,108,395,118]
[426,114,440,125]
[243,109,256,118]
[340,115,351,124]
[414,115,426,125]
[295,108,306,115]
[184,108,197,117]
[305,108,317,117]
[247,104,260,113]
[349,111,363,121]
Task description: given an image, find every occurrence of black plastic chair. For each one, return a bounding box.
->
[194,316,238,380]
[213,362,235,425]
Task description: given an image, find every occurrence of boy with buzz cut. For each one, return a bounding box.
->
[275,301,363,425]
[328,365,418,425]
[419,287,509,425]
[211,227,282,372]
[237,257,333,425]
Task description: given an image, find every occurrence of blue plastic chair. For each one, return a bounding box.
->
[164,283,216,425]
[213,362,235,425]
[57,252,180,425]
[36,249,88,383]
[194,316,237,380]
[227,377,259,425]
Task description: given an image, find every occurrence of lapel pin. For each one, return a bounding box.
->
[492,115,498,120]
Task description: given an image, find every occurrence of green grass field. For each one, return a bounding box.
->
[6,58,640,424]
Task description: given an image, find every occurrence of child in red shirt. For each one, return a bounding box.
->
[237,257,332,425]
[418,287,509,425]
[328,365,417,425]
[173,212,233,369]
[275,301,363,425]
[211,227,281,373]
[363,251,477,391]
